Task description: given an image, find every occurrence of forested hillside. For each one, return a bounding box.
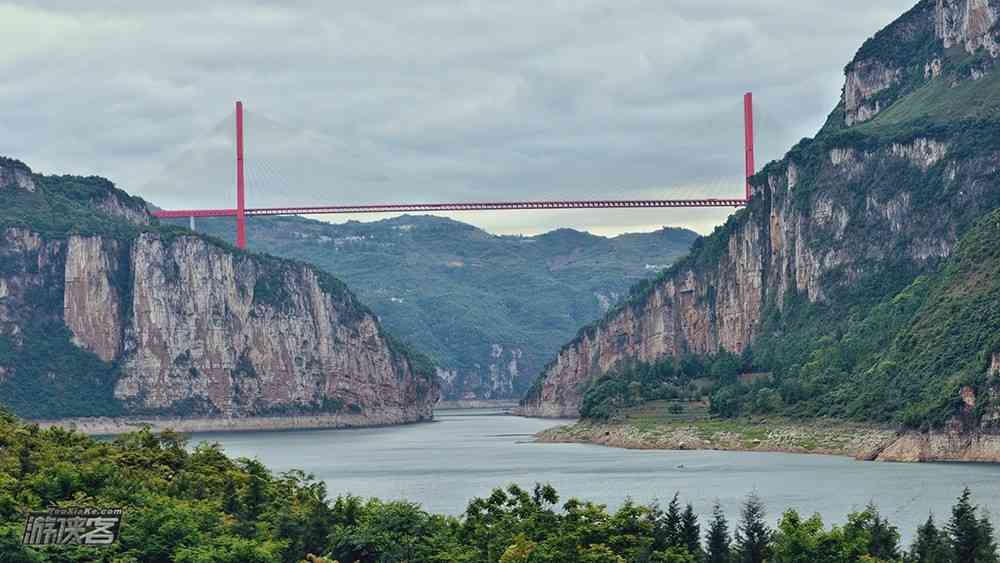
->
[521,0,1000,447]
[572,208,1000,437]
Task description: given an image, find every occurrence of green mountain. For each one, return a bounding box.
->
[0,157,436,423]
[521,0,1000,447]
[167,214,697,399]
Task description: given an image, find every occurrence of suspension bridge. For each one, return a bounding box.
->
[152,94,758,249]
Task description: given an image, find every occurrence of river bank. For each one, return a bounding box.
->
[535,418,1000,463]
[435,399,518,410]
[33,408,435,435]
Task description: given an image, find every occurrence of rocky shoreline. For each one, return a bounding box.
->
[535,419,1000,463]
[33,408,435,436]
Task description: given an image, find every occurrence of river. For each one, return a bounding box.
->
[190,409,1000,542]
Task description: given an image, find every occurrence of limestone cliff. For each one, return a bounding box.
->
[0,158,438,426]
[520,0,1000,429]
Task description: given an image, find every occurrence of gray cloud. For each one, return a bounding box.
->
[1,0,917,235]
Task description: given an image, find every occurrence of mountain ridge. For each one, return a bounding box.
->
[0,156,438,426]
[166,213,698,400]
[518,0,1000,447]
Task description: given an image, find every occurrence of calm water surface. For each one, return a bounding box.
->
[191,409,1000,542]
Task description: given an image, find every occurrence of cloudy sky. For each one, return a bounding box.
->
[1,1,916,235]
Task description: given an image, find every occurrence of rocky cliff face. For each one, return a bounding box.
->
[436,344,523,400]
[0,160,438,425]
[874,371,1000,462]
[164,213,697,402]
[520,0,1000,420]
[845,0,999,126]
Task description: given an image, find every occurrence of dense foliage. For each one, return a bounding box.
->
[578,209,998,428]
[168,214,697,399]
[706,209,1000,429]
[0,412,996,563]
[579,353,742,421]
[564,15,1000,428]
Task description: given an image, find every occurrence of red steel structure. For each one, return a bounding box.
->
[235,100,247,249]
[154,95,757,249]
[744,92,754,201]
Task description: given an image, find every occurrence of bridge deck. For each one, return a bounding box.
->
[152,199,748,219]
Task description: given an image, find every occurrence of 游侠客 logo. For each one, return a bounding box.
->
[22,508,123,546]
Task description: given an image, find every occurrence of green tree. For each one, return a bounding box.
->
[948,488,998,563]
[735,493,771,563]
[652,546,699,563]
[0,525,43,563]
[665,494,683,548]
[500,533,536,563]
[577,543,626,563]
[681,503,702,559]
[911,514,951,563]
[770,510,839,563]
[839,504,900,562]
[705,503,732,563]
[222,478,240,516]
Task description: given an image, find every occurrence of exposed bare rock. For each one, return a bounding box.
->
[936,0,1000,56]
[0,228,63,332]
[521,2,1000,426]
[840,1,999,128]
[0,159,35,192]
[890,138,948,170]
[844,60,900,126]
[438,344,524,400]
[64,236,123,362]
[111,233,436,418]
[925,57,944,78]
[1,191,439,427]
[875,431,1000,462]
[36,410,431,435]
[520,140,1000,418]
[536,418,1000,463]
[95,193,152,226]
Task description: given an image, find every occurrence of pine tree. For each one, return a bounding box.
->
[681,503,702,559]
[976,515,999,563]
[948,488,998,563]
[735,493,770,563]
[222,477,241,515]
[705,503,731,563]
[867,504,901,561]
[665,493,683,548]
[649,501,671,552]
[912,514,951,563]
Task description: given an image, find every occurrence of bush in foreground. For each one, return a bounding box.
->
[0,413,996,562]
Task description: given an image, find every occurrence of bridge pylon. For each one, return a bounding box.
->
[155,94,757,244]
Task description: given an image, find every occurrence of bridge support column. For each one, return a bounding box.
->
[235,100,247,249]
[189,215,196,231]
[744,92,755,202]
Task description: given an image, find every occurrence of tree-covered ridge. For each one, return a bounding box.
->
[718,207,1000,429]
[573,207,1000,430]
[169,214,697,400]
[0,412,997,562]
[537,0,1000,428]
